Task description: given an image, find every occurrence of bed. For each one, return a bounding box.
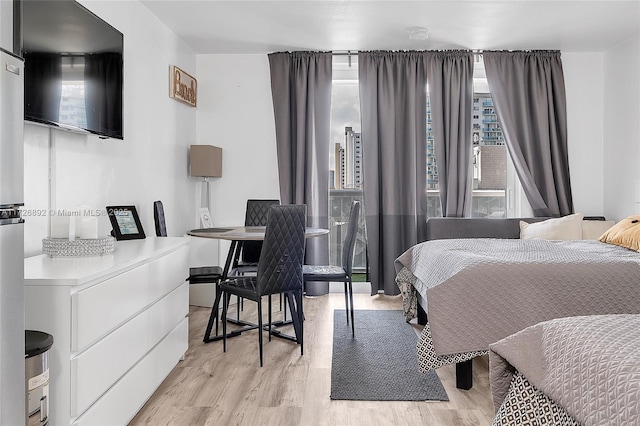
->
[394,215,640,389]
[489,314,640,426]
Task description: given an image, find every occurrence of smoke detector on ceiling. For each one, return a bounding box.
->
[409,27,429,41]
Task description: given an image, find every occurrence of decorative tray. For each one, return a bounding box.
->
[42,236,116,257]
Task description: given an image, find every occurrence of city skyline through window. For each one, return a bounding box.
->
[330,57,508,219]
[329,56,366,270]
[426,59,507,217]
[330,56,361,190]
[327,56,512,267]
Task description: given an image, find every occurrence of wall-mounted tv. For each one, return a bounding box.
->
[21,0,124,139]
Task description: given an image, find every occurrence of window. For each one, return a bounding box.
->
[328,56,528,267]
[427,58,509,218]
[329,55,366,271]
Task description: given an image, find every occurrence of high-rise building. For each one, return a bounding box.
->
[473,95,506,190]
[334,143,345,189]
[474,95,504,145]
[334,127,363,189]
[428,94,506,192]
[344,127,362,188]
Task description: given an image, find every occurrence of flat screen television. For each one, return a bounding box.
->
[20,0,124,139]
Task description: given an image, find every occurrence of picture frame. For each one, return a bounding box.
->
[199,207,213,228]
[169,65,197,107]
[106,205,146,240]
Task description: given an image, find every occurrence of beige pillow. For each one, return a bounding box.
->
[520,213,584,240]
[599,215,640,251]
[582,220,616,240]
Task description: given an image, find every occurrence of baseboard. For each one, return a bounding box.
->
[329,281,370,294]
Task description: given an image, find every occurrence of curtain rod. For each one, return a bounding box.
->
[332,50,484,56]
[332,50,483,67]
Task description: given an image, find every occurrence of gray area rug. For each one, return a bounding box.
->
[330,309,449,401]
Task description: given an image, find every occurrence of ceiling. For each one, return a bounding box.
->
[139,0,640,55]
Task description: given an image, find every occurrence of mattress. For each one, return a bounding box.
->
[394,238,640,372]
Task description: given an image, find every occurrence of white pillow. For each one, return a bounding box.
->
[519,213,584,240]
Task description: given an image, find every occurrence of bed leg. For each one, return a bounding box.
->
[417,302,427,325]
[455,359,473,390]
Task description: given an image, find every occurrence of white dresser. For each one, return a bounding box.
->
[24,237,190,426]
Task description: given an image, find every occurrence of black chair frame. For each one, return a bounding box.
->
[219,204,307,366]
[303,200,360,336]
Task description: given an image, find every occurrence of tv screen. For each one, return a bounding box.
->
[21,0,124,139]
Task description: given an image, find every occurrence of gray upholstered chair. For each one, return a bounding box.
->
[234,199,281,274]
[220,204,306,366]
[303,200,360,337]
[233,199,281,317]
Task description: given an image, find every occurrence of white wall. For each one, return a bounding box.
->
[23,0,199,255]
[21,6,627,254]
[195,54,280,264]
[602,35,640,221]
[562,52,605,217]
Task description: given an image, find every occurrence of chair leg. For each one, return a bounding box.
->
[258,297,263,367]
[295,290,304,356]
[237,295,241,321]
[283,292,287,321]
[268,295,272,342]
[204,281,222,343]
[285,292,301,343]
[222,292,228,353]
[223,291,234,332]
[343,280,350,325]
[348,278,355,337]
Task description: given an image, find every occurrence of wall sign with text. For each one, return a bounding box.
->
[169,65,197,107]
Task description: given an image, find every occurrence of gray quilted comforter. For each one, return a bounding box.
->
[394,239,640,367]
[490,314,640,426]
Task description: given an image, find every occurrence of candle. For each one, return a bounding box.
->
[76,206,98,239]
[77,216,98,239]
[50,215,69,238]
[68,210,76,241]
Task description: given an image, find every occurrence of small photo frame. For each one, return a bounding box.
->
[106,205,146,240]
[199,207,213,228]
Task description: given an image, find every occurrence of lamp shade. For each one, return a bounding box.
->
[189,145,222,177]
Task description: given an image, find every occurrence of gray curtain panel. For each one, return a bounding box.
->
[358,51,429,296]
[483,50,573,217]
[427,51,474,217]
[268,51,332,296]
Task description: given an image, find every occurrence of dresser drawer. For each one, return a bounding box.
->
[71,309,149,417]
[148,246,188,303]
[72,265,150,352]
[148,282,188,347]
[73,318,188,426]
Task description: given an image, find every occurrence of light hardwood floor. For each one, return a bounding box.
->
[130,293,495,425]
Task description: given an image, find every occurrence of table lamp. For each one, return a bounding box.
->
[189,145,222,227]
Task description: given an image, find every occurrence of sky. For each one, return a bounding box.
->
[329,81,360,169]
